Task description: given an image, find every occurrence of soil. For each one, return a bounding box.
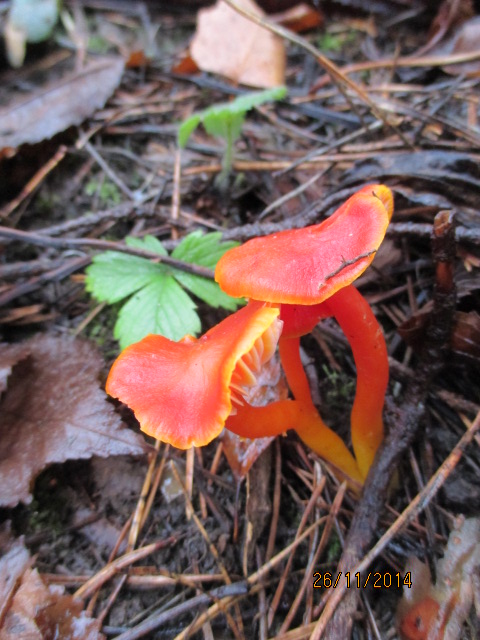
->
[1,2,480,639]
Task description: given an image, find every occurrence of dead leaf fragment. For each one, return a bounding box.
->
[0,526,104,639]
[399,309,480,362]
[0,335,149,508]
[190,0,285,88]
[222,430,274,480]
[413,0,475,57]
[0,342,30,396]
[443,16,480,76]
[0,57,125,151]
[0,525,32,623]
[3,565,104,640]
[270,2,323,33]
[398,517,480,640]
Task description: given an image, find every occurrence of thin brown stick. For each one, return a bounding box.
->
[221,0,410,146]
[140,444,170,530]
[0,255,90,307]
[314,48,480,86]
[170,462,245,640]
[311,409,480,639]
[127,440,161,552]
[84,141,139,201]
[115,583,248,640]
[267,477,326,628]
[171,148,181,238]
[0,226,215,279]
[279,482,347,634]
[0,145,68,219]
[175,518,327,640]
[85,514,134,616]
[74,538,176,600]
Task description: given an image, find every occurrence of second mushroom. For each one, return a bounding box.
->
[216,184,394,480]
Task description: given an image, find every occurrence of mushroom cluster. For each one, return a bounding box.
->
[107,185,394,484]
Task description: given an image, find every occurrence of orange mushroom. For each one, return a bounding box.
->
[106,299,363,483]
[319,286,389,477]
[216,185,393,305]
[216,185,393,478]
[106,302,282,449]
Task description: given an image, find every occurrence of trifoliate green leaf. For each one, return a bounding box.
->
[84,252,164,304]
[85,231,239,348]
[85,234,168,304]
[171,230,238,269]
[173,272,238,310]
[114,276,200,349]
[171,231,240,308]
[126,235,167,255]
[178,86,287,148]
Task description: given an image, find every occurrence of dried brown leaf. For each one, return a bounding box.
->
[0,335,149,508]
[399,309,480,362]
[0,57,124,152]
[1,526,104,639]
[443,16,480,76]
[398,517,480,640]
[222,430,274,481]
[171,52,200,75]
[0,342,30,397]
[1,566,104,640]
[451,310,480,360]
[190,0,285,88]
[270,2,323,34]
[0,524,32,625]
[414,0,475,57]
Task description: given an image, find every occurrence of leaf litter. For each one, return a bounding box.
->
[0,57,124,153]
[1,1,480,639]
[397,517,480,640]
[0,524,104,639]
[0,335,149,508]
[190,0,286,88]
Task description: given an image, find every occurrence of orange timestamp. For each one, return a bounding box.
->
[313,571,412,590]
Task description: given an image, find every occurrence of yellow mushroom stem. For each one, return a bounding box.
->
[226,398,363,485]
[278,336,316,408]
[322,284,389,478]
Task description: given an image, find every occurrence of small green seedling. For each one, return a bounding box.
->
[85,231,240,349]
[178,86,287,188]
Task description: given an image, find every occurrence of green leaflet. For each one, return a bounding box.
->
[114,277,200,347]
[85,232,239,349]
[177,86,287,148]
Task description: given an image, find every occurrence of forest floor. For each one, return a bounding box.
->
[1,1,480,639]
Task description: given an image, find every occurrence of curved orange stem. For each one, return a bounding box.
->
[226,399,363,485]
[278,336,315,408]
[323,285,389,478]
[226,399,303,438]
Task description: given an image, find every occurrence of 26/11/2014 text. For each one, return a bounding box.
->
[312,571,412,589]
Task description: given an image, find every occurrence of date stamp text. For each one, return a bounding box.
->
[312,571,412,590]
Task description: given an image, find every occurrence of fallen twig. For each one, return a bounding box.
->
[0,226,215,279]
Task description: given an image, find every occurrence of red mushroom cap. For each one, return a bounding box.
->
[215,185,393,305]
[106,302,282,449]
